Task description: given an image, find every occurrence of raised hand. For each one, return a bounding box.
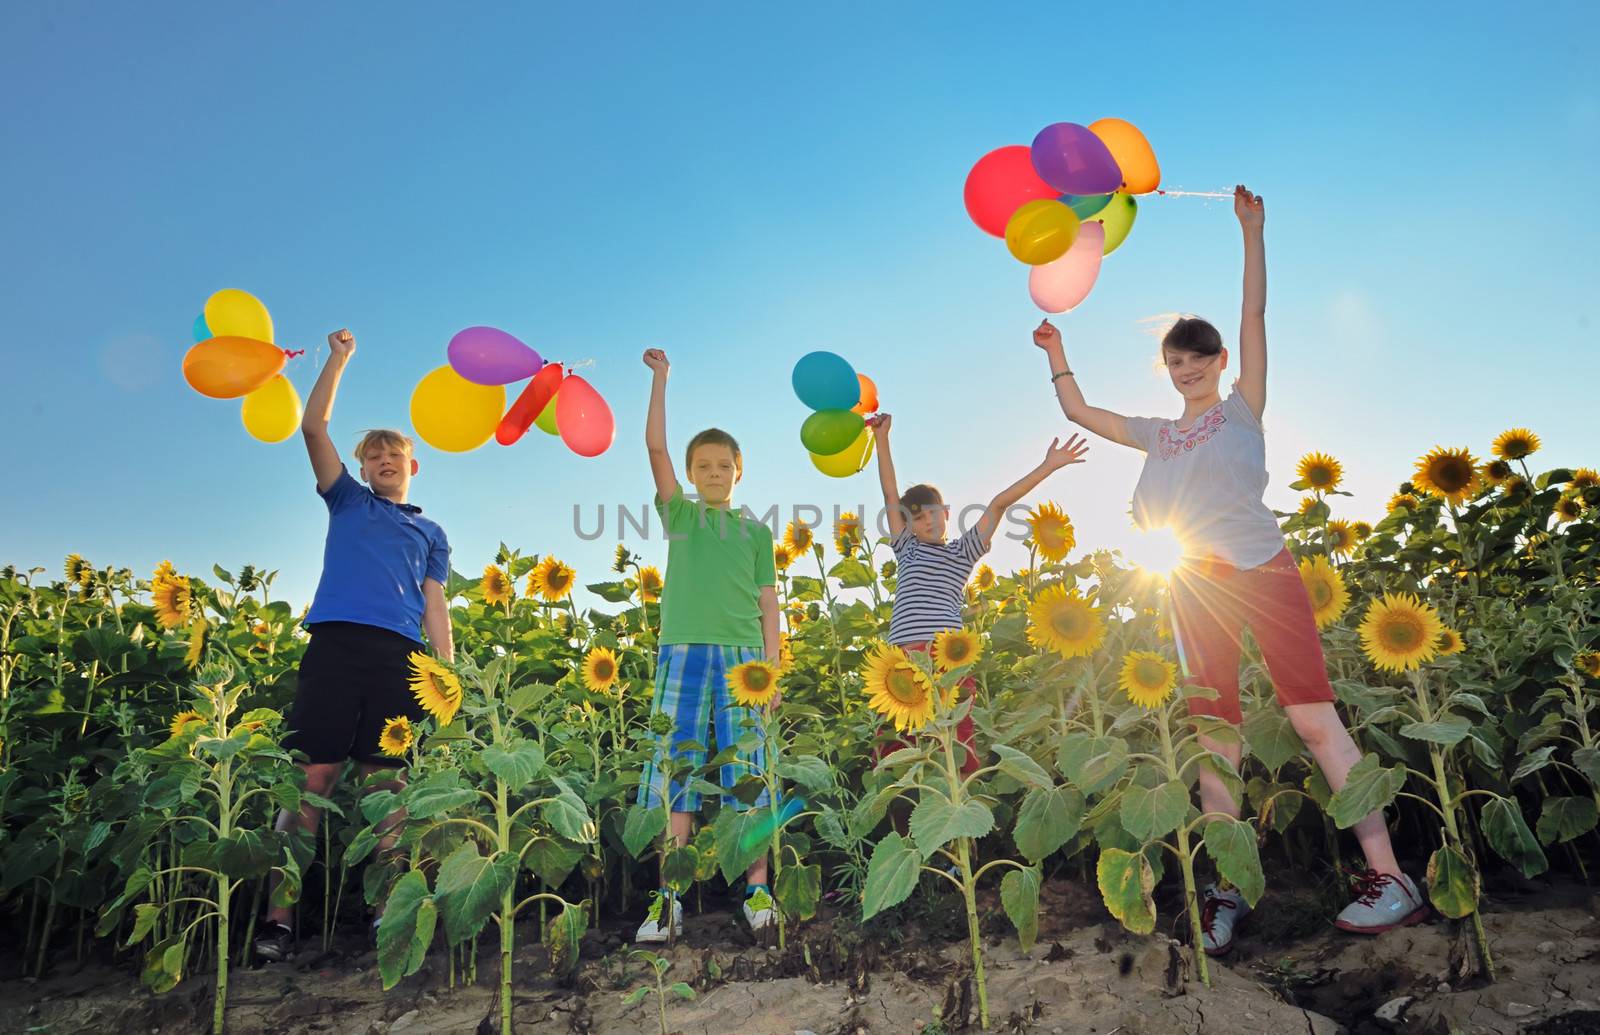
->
[642,348,669,373]
[328,329,355,358]
[867,412,892,438]
[1043,433,1090,470]
[1032,319,1062,351]
[1234,184,1264,230]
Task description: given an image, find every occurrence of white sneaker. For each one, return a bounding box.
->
[1200,884,1250,956]
[635,893,683,943]
[742,885,775,935]
[1334,871,1427,934]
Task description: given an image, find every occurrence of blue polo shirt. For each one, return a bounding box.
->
[303,467,450,642]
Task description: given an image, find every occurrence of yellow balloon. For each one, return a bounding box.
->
[1004,199,1080,265]
[204,289,274,343]
[410,365,505,452]
[1083,194,1137,255]
[809,427,875,478]
[240,375,303,443]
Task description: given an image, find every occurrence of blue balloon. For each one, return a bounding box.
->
[791,351,859,411]
[192,313,211,342]
[1061,193,1112,220]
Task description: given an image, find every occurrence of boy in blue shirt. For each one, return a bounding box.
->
[254,329,454,962]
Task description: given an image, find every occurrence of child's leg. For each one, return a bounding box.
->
[714,646,770,886]
[1170,567,1247,819]
[266,760,341,926]
[638,644,712,881]
[1282,703,1401,876]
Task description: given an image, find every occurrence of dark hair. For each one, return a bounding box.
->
[1160,317,1223,361]
[685,428,742,473]
[899,483,944,516]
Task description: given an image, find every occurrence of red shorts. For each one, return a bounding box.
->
[873,640,981,776]
[1168,549,1336,725]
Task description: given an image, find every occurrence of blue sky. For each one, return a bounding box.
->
[3,2,1596,608]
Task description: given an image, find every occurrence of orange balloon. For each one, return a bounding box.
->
[1089,118,1161,195]
[851,374,879,415]
[183,336,286,399]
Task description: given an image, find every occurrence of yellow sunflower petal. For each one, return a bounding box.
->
[1118,650,1178,709]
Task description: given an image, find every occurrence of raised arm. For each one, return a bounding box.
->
[1234,185,1267,419]
[869,414,906,537]
[1032,321,1139,449]
[973,434,1090,544]
[302,329,355,492]
[642,349,679,502]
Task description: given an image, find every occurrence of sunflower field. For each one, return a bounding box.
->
[2,430,1598,1033]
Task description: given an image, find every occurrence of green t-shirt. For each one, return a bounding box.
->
[656,485,776,647]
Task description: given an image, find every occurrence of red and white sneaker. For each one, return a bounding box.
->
[1334,870,1428,933]
[1200,884,1250,956]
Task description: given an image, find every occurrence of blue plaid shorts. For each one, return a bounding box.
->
[637,643,770,812]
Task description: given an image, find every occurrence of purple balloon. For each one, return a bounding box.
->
[447,326,544,385]
[1030,123,1123,196]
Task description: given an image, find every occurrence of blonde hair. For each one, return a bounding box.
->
[352,429,415,462]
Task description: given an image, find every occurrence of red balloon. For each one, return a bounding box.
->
[555,374,615,458]
[963,145,1059,238]
[495,362,563,445]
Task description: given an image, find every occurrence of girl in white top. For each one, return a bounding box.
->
[1032,187,1424,953]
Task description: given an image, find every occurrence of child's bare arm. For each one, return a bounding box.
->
[1234,185,1267,419]
[422,578,454,663]
[1033,321,1138,449]
[759,585,782,708]
[642,349,679,502]
[302,330,354,492]
[974,435,1090,544]
[869,414,906,536]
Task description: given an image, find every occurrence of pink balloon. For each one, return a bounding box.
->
[1028,222,1105,313]
[555,374,615,457]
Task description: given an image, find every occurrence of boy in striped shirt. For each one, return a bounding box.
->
[869,414,1088,768]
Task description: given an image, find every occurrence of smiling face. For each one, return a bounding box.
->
[354,431,418,501]
[1162,345,1228,403]
[688,442,740,505]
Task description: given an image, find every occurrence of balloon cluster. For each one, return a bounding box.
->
[409,326,615,458]
[183,289,304,443]
[791,352,878,478]
[963,119,1161,313]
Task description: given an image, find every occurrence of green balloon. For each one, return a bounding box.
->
[534,394,560,435]
[1084,194,1137,255]
[800,409,864,456]
[1062,193,1112,220]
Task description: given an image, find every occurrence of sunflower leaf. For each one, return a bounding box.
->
[1096,847,1156,935]
[1399,715,1471,747]
[828,559,876,589]
[404,772,479,819]
[992,744,1053,791]
[483,739,547,792]
[862,832,920,921]
[622,805,668,858]
[1056,732,1128,794]
[1118,780,1188,842]
[774,862,822,921]
[1242,710,1306,772]
[1013,785,1085,864]
[1202,816,1265,907]
[585,581,635,603]
[434,842,516,945]
[1425,844,1479,919]
[1327,754,1405,830]
[377,870,435,990]
[1482,797,1548,878]
[1537,797,1599,845]
[1000,866,1042,952]
[909,797,994,861]
[776,756,834,794]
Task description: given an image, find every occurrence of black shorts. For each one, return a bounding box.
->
[283,622,426,767]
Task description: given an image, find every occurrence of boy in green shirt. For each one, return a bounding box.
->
[636,348,781,942]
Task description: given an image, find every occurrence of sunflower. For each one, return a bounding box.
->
[1502,475,1532,503]
[409,651,464,726]
[1481,459,1514,487]
[773,543,795,572]
[612,543,631,574]
[168,709,205,738]
[1575,651,1600,679]
[1027,502,1076,562]
[973,564,996,591]
[932,628,983,673]
[1554,493,1584,524]
[184,617,207,669]
[1296,452,1343,492]
[1387,492,1421,514]
[834,512,863,555]
[728,660,781,709]
[1413,447,1482,506]
[1026,584,1105,659]
[529,556,575,601]
[786,603,806,628]
[778,632,794,669]
[1298,555,1350,630]
[1491,428,1540,461]
[65,554,91,587]
[1351,521,1374,541]
[1434,627,1465,656]
[1358,592,1444,673]
[1298,496,1320,516]
[482,564,515,606]
[582,646,620,695]
[378,715,414,757]
[153,560,178,583]
[636,565,663,603]
[151,575,192,630]
[783,520,815,557]
[1118,651,1178,710]
[861,644,937,732]
[1571,468,1600,489]
[1325,520,1357,557]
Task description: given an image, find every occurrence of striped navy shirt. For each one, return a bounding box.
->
[888,525,989,645]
